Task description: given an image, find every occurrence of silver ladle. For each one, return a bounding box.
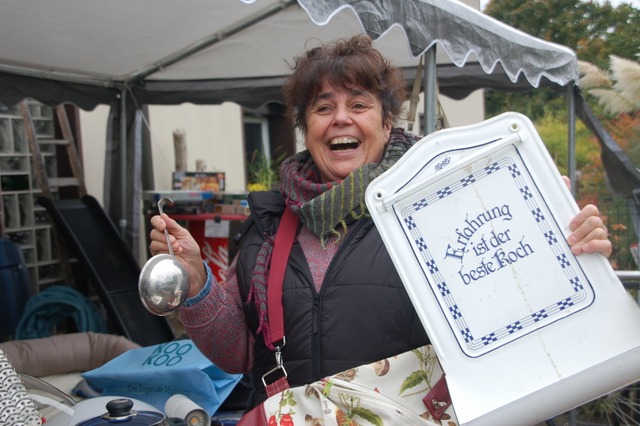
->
[138,197,190,316]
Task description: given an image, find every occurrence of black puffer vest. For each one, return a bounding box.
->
[235,191,429,408]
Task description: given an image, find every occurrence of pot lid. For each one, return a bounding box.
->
[76,398,165,426]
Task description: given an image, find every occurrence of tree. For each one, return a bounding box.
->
[484,0,639,65]
[483,0,639,118]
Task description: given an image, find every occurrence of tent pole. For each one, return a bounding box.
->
[119,88,128,237]
[567,86,576,198]
[423,46,437,135]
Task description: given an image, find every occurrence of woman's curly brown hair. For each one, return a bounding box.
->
[282,34,407,132]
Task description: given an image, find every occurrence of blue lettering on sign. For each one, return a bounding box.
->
[444,204,513,261]
[439,203,539,286]
[435,156,451,171]
[457,238,534,285]
[493,239,534,268]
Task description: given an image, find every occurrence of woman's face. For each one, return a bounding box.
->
[304,80,392,183]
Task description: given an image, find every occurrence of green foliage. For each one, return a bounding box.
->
[484,88,565,121]
[351,407,384,426]
[592,112,640,271]
[411,347,429,365]
[399,370,430,395]
[399,347,439,395]
[246,149,286,191]
[533,113,609,201]
[533,113,597,175]
[283,389,297,407]
[605,113,640,168]
[533,112,640,271]
[484,0,639,65]
[576,386,640,425]
[483,0,639,119]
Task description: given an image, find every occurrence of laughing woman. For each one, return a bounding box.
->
[148,34,611,412]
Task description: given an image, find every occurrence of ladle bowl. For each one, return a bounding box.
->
[138,197,190,316]
[139,254,189,316]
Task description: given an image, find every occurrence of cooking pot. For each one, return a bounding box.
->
[44,395,184,426]
[22,373,187,426]
[75,397,167,425]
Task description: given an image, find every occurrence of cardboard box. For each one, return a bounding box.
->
[172,172,225,191]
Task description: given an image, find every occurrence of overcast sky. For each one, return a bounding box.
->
[479,0,640,10]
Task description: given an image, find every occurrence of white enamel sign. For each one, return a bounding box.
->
[366,112,640,426]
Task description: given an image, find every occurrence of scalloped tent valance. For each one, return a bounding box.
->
[299,0,577,88]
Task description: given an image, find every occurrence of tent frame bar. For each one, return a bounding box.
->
[119,89,128,237]
[0,64,123,89]
[423,46,437,135]
[567,86,577,196]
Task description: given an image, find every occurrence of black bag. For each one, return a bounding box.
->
[0,238,31,340]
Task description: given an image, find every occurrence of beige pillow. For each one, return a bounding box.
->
[0,332,140,377]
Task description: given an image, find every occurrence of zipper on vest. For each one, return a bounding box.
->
[312,297,320,334]
[311,220,366,380]
[311,294,321,379]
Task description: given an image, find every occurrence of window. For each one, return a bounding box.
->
[244,115,270,167]
[243,105,295,190]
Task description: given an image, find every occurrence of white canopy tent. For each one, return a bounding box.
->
[0,0,578,100]
[0,0,585,248]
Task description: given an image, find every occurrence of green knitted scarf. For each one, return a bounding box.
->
[281,127,419,245]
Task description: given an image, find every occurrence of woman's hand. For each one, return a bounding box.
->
[562,176,612,257]
[149,214,207,297]
[567,204,611,257]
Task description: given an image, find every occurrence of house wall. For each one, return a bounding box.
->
[81,91,485,206]
[80,105,109,203]
[146,103,245,192]
[440,90,485,128]
[80,102,246,204]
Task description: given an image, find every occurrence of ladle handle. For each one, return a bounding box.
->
[163,229,175,257]
[158,197,175,257]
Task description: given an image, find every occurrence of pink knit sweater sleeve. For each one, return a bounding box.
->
[177,227,333,375]
[178,258,254,374]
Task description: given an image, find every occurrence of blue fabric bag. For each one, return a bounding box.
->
[81,339,242,415]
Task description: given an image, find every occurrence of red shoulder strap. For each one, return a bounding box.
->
[267,207,299,345]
